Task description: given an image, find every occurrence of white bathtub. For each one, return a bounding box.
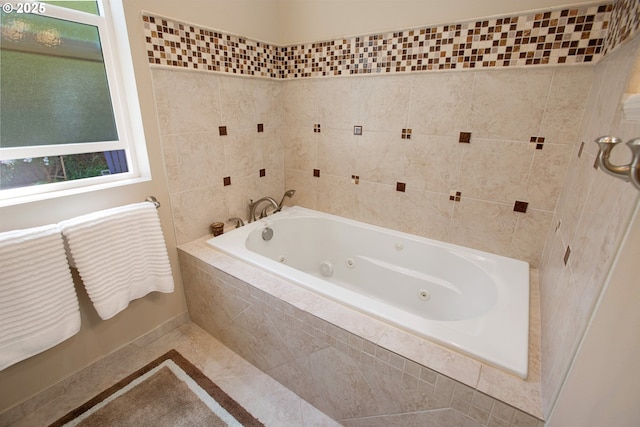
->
[207,206,530,378]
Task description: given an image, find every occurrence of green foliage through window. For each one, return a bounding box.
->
[0,153,109,189]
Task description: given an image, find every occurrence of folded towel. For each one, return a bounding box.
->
[0,224,80,371]
[59,202,174,320]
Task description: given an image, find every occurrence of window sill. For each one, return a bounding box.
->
[0,175,152,208]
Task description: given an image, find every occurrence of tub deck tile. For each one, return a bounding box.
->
[178,237,544,422]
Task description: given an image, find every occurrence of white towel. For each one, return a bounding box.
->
[0,224,80,371]
[59,202,174,320]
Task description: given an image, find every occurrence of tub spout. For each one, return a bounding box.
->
[275,189,296,213]
[248,197,279,223]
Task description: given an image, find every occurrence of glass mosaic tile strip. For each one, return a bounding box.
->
[143,1,637,80]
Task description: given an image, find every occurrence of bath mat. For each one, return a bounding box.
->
[48,349,264,427]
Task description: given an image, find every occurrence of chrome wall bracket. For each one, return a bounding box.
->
[595,136,640,191]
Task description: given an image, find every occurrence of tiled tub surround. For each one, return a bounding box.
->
[148,0,640,259]
[538,34,640,417]
[152,69,285,245]
[154,64,595,268]
[281,66,594,269]
[178,238,544,425]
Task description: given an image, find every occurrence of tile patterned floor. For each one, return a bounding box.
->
[6,321,341,427]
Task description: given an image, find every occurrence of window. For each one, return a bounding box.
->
[0,0,149,204]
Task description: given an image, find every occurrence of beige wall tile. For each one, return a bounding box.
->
[402,134,464,194]
[526,143,573,212]
[152,69,223,135]
[171,132,226,192]
[449,199,518,257]
[284,127,318,172]
[539,266,581,413]
[569,173,638,322]
[408,72,474,137]
[317,128,359,177]
[284,168,318,209]
[469,69,553,142]
[170,186,225,244]
[316,174,358,218]
[159,133,180,194]
[509,209,553,269]
[355,131,406,186]
[584,44,640,158]
[223,128,262,178]
[317,77,363,130]
[458,139,532,204]
[259,127,285,174]
[358,75,412,132]
[538,67,594,145]
[553,149,596,244]
[353,180,398,228]
[281,79,319,128]
[395,190,454,243]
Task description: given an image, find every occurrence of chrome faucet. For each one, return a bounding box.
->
[248,197,279,223]
[275,189,296,213]
[228,217,245,228]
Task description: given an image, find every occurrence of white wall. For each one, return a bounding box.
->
[547,201,640,427]
[276,0,598,44]
[126,0,281,43]
[127,0,605,45]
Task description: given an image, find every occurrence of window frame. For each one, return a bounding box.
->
[0,0,150,205]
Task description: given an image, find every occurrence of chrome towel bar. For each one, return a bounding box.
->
[145,196,161,208]
[595,136,640,191]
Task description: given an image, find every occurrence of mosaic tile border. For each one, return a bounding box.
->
[180,251,544,426]
[143,15,282,78]
[143,1,637,79]
[604,0,640,55]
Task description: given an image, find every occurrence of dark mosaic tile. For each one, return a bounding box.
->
[514,201,529,213]
[530,136,545,149]
[564,245,571,265]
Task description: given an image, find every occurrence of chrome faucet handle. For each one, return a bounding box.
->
[595,136,630,181]
[248,196,279,222]
[228,217,244,228]
[627,138,640,190]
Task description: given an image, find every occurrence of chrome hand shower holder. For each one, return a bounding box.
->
[595,136,640,191]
